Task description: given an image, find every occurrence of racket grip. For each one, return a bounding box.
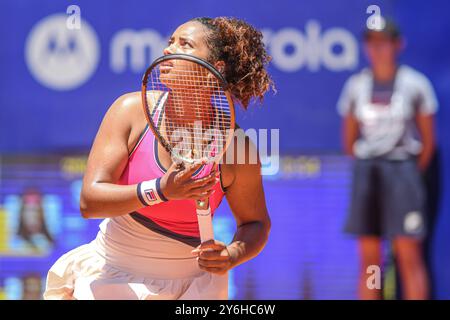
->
[196,207,214,243]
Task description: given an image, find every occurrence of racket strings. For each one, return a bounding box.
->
[145,58,232,162]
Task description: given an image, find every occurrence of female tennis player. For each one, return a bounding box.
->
[43,17,273,300]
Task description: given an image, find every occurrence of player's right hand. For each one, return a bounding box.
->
[159,161,219,201]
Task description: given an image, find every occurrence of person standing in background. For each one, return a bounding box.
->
[337,18,438,300]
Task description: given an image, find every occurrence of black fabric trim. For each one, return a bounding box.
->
[150,94,163,118]
[128,125,149,157]
[218,163,226,192]
[136,183,149,207]
[155,177,168,202]
[156,93,167,128]
[153,98,169,173]
[153,136,167,173]
[129,212,201,247]
[191,165,204,177]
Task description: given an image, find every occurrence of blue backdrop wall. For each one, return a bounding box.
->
[0,0,449,298]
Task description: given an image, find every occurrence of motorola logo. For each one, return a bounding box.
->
[25,15,358,91]
[25,14,100,90]
[262,20,358,72]
[110,21,358,74]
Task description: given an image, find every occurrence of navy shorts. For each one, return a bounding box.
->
[344,158,427,239]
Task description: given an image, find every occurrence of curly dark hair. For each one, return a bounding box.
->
[191,17,275,109]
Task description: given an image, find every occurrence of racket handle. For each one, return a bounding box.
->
[196,206,214,243]
[194,164,218,243]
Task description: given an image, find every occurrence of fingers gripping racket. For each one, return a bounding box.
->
[141,54,235,243]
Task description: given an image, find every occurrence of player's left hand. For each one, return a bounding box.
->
[191,240,234,275]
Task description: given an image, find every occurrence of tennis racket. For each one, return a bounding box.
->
[141,53,235,243]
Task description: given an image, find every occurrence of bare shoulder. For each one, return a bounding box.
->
[111,90,164,113]
[100,91,148,152]
[108,91,142,118]
[107,90,163,123]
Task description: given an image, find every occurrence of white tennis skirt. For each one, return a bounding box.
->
[43,214,228,300]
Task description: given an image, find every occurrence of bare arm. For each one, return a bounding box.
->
[416,113,436,171]
[80,93,147,218]
[225,138,271,268]
[80,92,218,218]
[342,113,359,156]
[193,136,271,274]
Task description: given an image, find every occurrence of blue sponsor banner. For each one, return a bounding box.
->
[0,0,448,153]
[1,0,379,152]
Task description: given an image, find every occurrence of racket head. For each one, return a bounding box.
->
[141,54,235,165]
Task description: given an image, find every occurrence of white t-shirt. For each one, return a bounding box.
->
[337,65,438,160]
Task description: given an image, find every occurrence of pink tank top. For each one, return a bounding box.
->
[118,98,225,243]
